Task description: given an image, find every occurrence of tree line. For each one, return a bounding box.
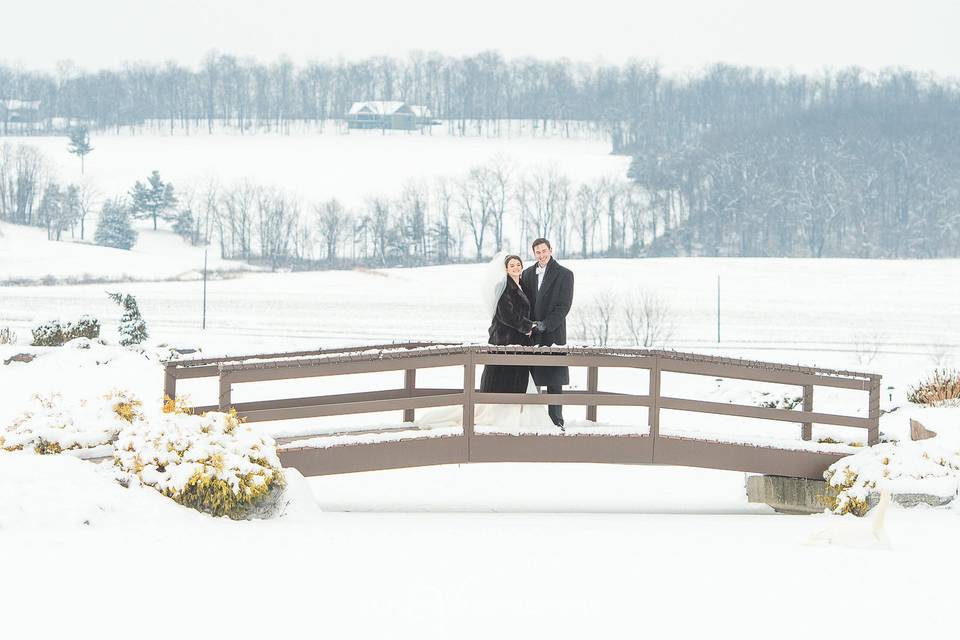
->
[3,53,959,259]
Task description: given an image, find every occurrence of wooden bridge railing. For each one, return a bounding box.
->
[163,343,881,480]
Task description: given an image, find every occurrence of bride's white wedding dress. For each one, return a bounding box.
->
[415,371,555,431]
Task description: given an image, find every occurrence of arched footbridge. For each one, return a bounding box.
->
[163,343,881,480]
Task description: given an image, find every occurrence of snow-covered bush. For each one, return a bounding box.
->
[823,441,960,516]
[30,316,101,346]
[113,405,286,520]
[107,292,148,346]
[0,389,140,454]
[0,326,15,345]
[908,369,960,406]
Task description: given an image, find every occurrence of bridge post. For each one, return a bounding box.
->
[218,372,233,412]
[403,369,416,422]
[463,350,475,461]
[163,363,177,402]
[586,366,599,422]
[867,377,881,445]
[801,384,813,440]
[648,356,660,441]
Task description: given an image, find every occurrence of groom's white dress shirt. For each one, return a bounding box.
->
[536,263,546,290]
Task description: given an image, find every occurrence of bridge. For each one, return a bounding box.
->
[163,343,881,480]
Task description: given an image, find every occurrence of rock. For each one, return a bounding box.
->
[746,474,954,514]
[866,491,953,509]
[3,352,36,365]
[910,418,937,441]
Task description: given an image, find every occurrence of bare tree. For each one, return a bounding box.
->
[572,291,618,345]
[255,188,299,271]
[517,165,569,245]
[316,198,347,262]
[623,290,674,347]
[457,175,491,259]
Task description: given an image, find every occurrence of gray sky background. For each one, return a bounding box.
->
[2,0,956,76]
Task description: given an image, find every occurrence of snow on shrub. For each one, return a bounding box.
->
[113,405,286,520]
[823,441,960,516]
[0,389,140,454]
[31,316,101,347]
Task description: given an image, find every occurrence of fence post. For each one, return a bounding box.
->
[648,356,661,457]
[163,363,177,402]
[586,365,599,422]
[403,368,416,423]
[801,384,813,441]
[218,372,233,412]
[462,350,475,462]
[867,376,881,446]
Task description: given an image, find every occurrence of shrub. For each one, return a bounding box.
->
[907,369,960,406]
[30,316,101,346]
[114,406,285,520]
[0,326,15,345]
[0,389,138,454]
[823,441,960,515]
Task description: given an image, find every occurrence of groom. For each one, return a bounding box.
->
[521,238,574,429]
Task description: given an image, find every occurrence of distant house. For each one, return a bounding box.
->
[410,105,435,126]
[347,101,435,130]
[1,99,41,123]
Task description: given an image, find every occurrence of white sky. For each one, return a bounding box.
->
[2,0,957,77]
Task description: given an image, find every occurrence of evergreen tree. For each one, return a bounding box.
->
[38,183,63,239]
[94,198,138,250]
[107,292,148,346]
[172,209,196,243]
[66,126,94,175]
[129,170,178,230]
[63,185,82,238]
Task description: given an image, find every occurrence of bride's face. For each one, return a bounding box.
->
[505,258,523,278]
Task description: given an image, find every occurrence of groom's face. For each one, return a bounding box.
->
[534,242,552,267]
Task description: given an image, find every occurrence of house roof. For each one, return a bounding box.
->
[348,101,413,116]
[410,105,432,118]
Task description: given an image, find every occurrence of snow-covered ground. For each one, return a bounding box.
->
[3,451,958,639]
[0,220,260,284]
[10,122,627,210]
[3,228,959,637]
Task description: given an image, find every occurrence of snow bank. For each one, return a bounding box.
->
[0,452,202,530]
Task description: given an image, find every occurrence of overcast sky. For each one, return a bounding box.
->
[2,0,957,76]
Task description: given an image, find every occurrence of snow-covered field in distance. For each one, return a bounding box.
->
[3,248,956,367]
[10,120,626,209]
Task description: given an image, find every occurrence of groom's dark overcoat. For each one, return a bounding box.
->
[520,256,574,386]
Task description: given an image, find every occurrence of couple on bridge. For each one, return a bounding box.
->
[478,238,574,430]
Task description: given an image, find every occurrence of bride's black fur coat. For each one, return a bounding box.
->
[487,277,534,346]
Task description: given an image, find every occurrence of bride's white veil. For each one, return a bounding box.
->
[480,251,509,320]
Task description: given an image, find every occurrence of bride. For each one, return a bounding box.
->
[417,252,556,431]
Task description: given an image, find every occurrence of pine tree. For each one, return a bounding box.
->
[38,183,63,240]
[172,209,196,243]
[107,292,148,346]
[94,198,138,250]
[67,126,94,175]
[129,170,178,230]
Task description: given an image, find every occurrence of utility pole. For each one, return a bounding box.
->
[202,247,208,330]
[716,274,721,344]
